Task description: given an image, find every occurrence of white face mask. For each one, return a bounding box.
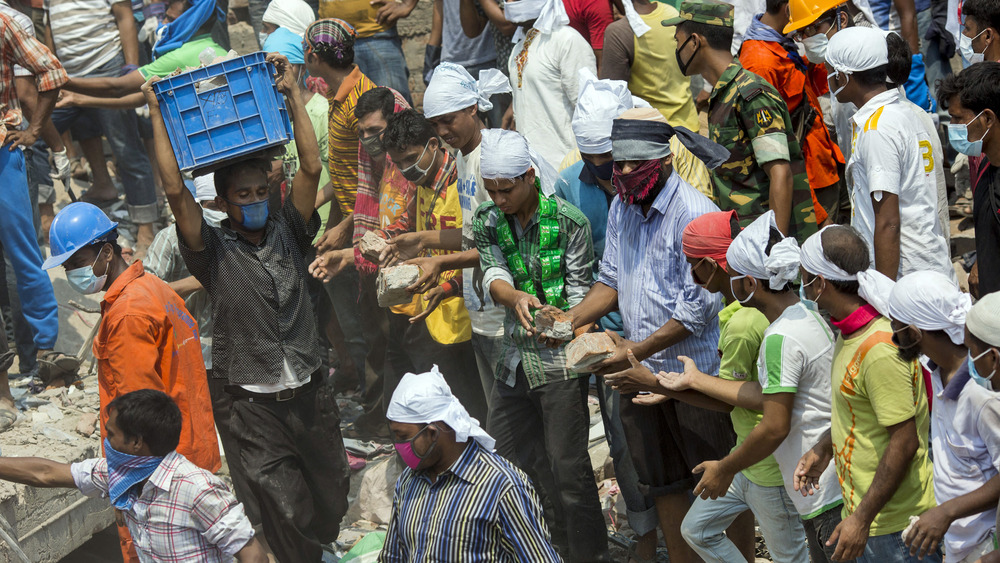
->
[961,28,990,65]
[258,32,269,47]
[827,70,850,99]
[202,208,228,227]
[802,32,829,64]
[730,274,756,305]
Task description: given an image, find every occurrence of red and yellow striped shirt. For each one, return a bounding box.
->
[327,66,376,216]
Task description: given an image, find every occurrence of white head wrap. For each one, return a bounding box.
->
[798,225,895,316]
[387,366,496,450]
[571,69,649,155]
[886,272,972,346]
[504,0,569,43]
[726,211,801,291]
[193,173,217,202]
[423,63,512,118]
[621,1,650,37]
[826,26,889,75]
[967,292,1000,347]
[479,128,557,196]
[262,0,316,38]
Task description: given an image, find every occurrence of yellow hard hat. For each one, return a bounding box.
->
[783,0,848,34]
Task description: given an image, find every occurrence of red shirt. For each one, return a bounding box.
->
[562,0,613,50]
[95,261,220,473]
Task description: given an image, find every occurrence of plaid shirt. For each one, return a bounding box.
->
[71,451,254,562]
[0,11,66,113]
[473,194,594,388]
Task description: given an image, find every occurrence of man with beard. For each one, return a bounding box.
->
[567,108,740,563]
[795,225,935,563]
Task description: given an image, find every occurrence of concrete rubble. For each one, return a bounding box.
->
[376,265,420,308]
[533,308,574,341]
[359,231,389,264]
[566,332,616,373]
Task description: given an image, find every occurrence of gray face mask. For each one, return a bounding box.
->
[400,139,433,183]
[360,131,385,158]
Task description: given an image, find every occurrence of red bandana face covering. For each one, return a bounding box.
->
[612,159,662,205]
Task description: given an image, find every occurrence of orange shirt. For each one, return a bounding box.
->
[94,261,220,473]
[740,40,845,222]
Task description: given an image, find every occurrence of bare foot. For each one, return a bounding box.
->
[80,180,119,203]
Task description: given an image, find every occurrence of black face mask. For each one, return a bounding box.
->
[583,159,613,181]
[675,34,700,76]
[360,132,385,158]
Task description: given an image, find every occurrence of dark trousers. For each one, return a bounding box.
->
[491,368,610,563]
[803,505,851,563]
[229,379,350,563]
[385,311,487,423]
[207,374,260,525]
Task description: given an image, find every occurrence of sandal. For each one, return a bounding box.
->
[35,351,81,390]
[0,403,17,432]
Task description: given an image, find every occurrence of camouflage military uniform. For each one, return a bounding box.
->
[708,61,817,243]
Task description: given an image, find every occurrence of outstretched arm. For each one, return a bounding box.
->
[141,77,205,250]
[270,53,321,221]
[0,457,75,488]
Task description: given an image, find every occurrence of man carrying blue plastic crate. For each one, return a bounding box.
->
[142,53,350,563]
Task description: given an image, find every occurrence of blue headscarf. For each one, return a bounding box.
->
[262,26,305,64]
[745,13,807,71]
[104,438,164,511]
[153,0,224,59]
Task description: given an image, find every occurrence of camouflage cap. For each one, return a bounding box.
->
[661,0,734,28]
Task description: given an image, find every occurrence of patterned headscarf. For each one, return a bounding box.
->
[305,18,356,67]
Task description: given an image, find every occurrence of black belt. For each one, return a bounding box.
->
[225,372,320,402]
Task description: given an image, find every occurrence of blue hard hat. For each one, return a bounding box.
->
[43,202,118,270]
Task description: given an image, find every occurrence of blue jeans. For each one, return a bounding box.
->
[354,30,412,105]
[681,471,808,563]
[596,376,658,537]
[51,53,158,224]
[859,530,942,563]
[0,148,58,350]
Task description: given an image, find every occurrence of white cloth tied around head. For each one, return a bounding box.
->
[261,0,315,37]
[886,271,972,346]
[504,0,569,42]
[826,26,889,75]
[726,211,800,290]
[423,63,512,118]
[387,365,496,450]
[572,69,650,155]
[480,128,556,195]
[798,225,895,317]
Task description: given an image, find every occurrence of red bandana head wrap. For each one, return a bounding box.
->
[682,210,739,271]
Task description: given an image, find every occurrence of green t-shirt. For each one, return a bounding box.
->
[139,36,227,79]
[830,316,935,535]
[718,301,784,487]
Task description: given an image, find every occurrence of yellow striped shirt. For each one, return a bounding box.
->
[327,66,377,216]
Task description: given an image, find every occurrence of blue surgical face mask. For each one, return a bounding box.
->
[799,275,819,310]
[960,28,988,65]
[969,349,997,391]
[66,250,108,294]
[227,199,269,231]
[948,110,990,156]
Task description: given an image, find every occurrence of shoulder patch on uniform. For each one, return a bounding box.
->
[754,108,774,128]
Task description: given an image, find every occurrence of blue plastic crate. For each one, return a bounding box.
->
[152,51,292,172]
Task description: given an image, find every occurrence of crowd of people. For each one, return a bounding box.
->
[1,0,1000,560]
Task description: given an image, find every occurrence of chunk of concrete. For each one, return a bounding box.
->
[565,332,616,373]
[75,413,98,437]
[359,231,389,264]
[377,265,420,308]
[534,308,574,341]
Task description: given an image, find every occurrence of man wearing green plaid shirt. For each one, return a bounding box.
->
[471,129,609,562]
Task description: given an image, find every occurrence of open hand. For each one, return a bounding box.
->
[409,286,446,323]
[380,232,424,267]
[513,291,542,332]
[594,331,640,375]
[404,255,444,293]
[656,355,702,392]
[603,350,660,394]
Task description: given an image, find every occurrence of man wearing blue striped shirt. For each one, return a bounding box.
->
[380,367,559,562]
[569,108,739,563]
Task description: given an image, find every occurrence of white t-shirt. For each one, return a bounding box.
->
[930,365,1000,562]
[758,302,843,518]
[899,88,950,247]
[457,145,505,337]
[45,0,123,77]
[847,88,954,280]
[507,25,596,170]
